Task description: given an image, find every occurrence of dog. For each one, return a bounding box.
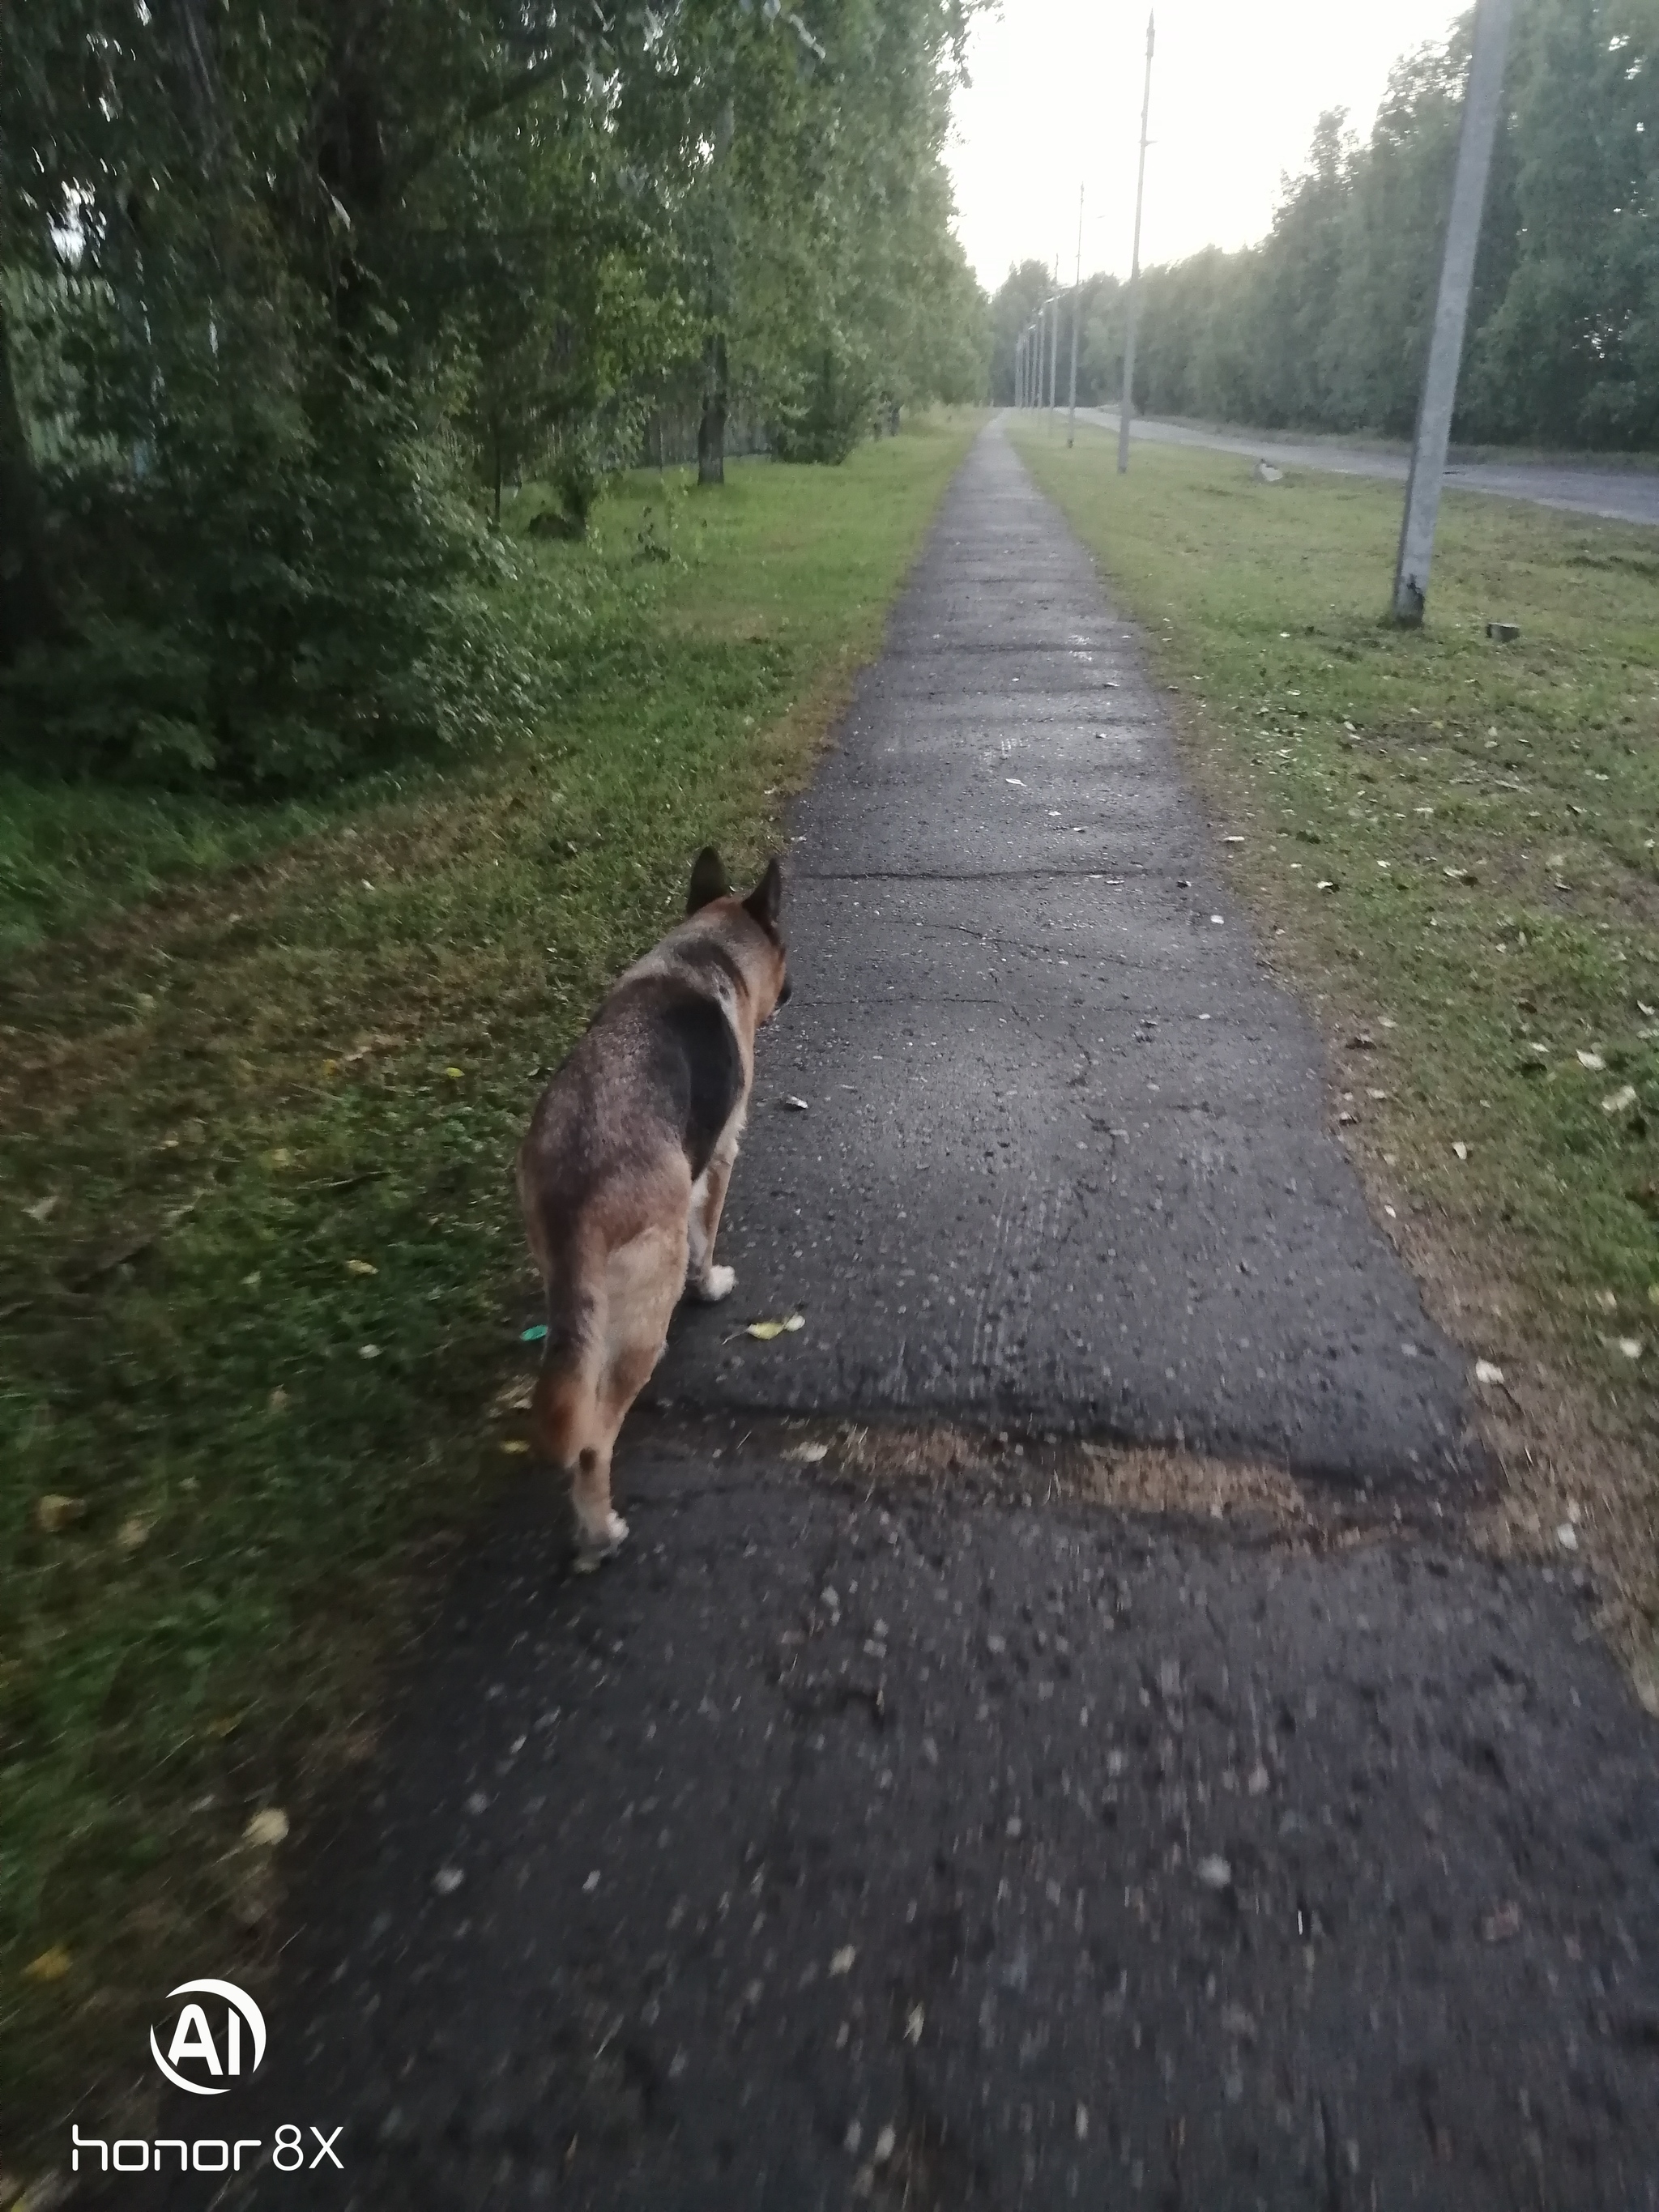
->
[515,848,791,1562]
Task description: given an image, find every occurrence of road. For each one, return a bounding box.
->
[102,424,1659,2212]
[1068,406,1659,529]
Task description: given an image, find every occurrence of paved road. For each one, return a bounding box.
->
[1068,406,1659,529]
[96,425,1659,2211]
[655,424,1474,1488]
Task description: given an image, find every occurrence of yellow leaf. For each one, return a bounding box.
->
[445,1066,464,1080]
[747,1314,805,1340]
[243,1808,288,1848]
[35,1494,83,1534]
[346,1259,377,1276]
[498,1439,531,1455]
[23,1946,71,1984]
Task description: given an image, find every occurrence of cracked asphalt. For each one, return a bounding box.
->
[104,424,1659,2210]
[653,423,1475,1488]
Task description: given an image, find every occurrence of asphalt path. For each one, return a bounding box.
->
[1069,406,1659,529]
[655,420,1475,1490]
[96,424,1659,2212]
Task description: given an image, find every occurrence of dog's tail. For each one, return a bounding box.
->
[527,1240,604,1474]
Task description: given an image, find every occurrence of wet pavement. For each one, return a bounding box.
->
[88,425,1659,2211]
[1071,407,1659,531]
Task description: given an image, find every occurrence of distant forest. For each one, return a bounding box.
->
[993,0,1659,450]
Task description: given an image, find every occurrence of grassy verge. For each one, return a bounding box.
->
[1014,421,1659,1698]
[0,412,980,2170]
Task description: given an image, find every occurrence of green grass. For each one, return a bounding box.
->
[0,413,980,2165]
[1014,421,1659,1674]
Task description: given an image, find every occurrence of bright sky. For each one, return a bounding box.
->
[947,1,1466,290]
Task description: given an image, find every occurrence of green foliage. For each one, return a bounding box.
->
[0,0,988,786]
[1034,2,1659,450]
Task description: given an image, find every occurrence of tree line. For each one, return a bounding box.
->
[993,0,1659,452]
[0,1,989,791]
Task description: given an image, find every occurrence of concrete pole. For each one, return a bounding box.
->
[1117,11,1155,475]
[1068,186,1084,447]
[1047,279,1059,427]
[1391,0,1515,624]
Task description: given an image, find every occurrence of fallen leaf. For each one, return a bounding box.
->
[117,1515,151,1553]
[35,1494,84,1534]
[747,1314,805,1340]
[787,1440,830,1464]
[499,1439,531,1455]
[1452,1141,1469,1161]
[1576,1049,1606,1072]
[1474,1360,1504,1386]
[1601,1085,1638,1115]
[24,1195,60,1223]
[779,1095,810,1112]
[243,1808,288,1849]
[23,1946,71,1984]
[829,1946,856,1977]
[445,1066,464,1080]
[358,1343,382,1360]
[1316,879,1337,892]
[347,1258,377,1276]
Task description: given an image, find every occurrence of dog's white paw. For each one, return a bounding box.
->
[691,1264,736,1303]
[574,1510,629,1568]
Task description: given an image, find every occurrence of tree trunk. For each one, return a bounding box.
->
[0,295,63,665]
[697,333,727,487]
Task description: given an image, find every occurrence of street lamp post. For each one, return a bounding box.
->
[1392,0,1516,623]
[1068,185,1084,448]
[1118,12,1155,475]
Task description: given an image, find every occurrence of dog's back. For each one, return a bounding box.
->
[516,849,788,1558]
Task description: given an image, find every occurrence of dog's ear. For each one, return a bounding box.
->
[743,856,783,936]
[687,846,731,913]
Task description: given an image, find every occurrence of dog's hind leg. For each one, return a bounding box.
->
[685,1117,744,1302]
[571,1221,686,1565]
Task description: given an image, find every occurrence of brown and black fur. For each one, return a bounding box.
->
[515,849,791,1561]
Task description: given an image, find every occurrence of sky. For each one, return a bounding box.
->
[946,1,1467,292]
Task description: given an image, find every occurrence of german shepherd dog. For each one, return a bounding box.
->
[516,849,791,1562]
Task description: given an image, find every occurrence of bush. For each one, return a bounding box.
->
[2,292,540,794]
